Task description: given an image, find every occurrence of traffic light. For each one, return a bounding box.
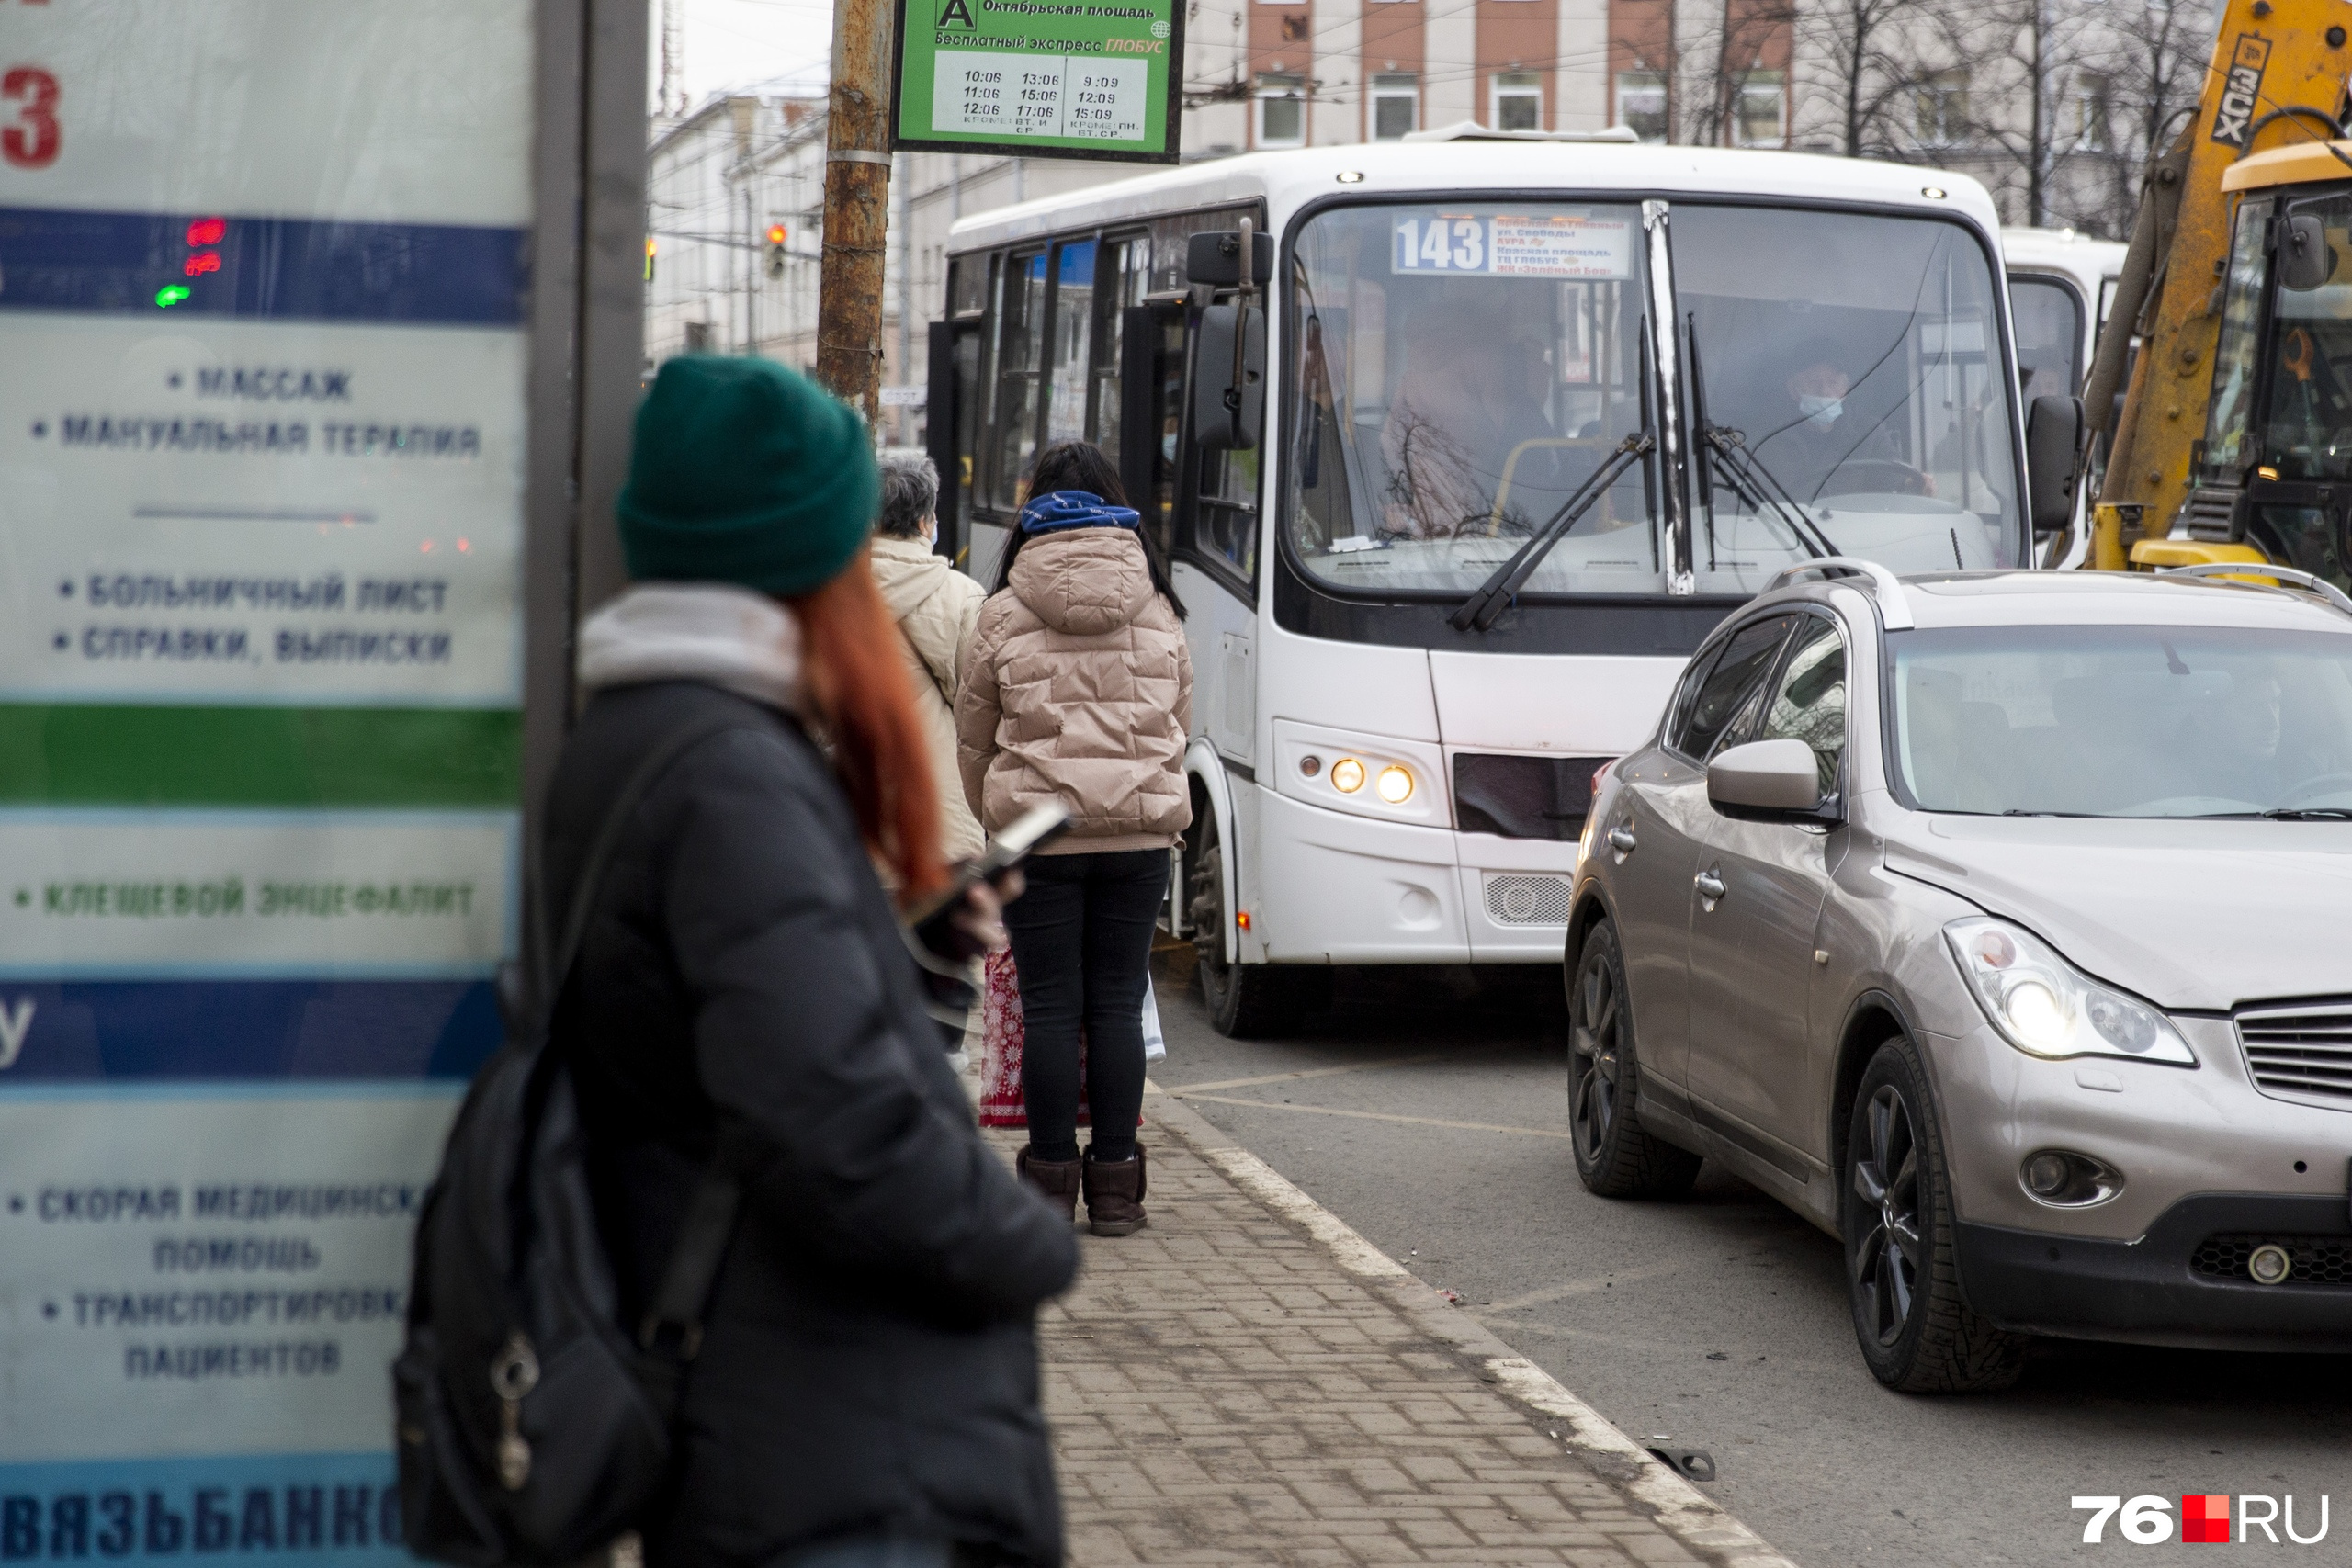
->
[644,236,656,284]
[766,224,787,278]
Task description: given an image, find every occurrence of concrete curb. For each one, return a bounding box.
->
[1145,1082,1802,1568]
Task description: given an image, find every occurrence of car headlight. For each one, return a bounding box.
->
[1943,918,2195,1066]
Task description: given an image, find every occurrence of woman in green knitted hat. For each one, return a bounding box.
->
[543,356,1075,1568]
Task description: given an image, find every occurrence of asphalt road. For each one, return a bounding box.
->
[1144,946,2352,1568]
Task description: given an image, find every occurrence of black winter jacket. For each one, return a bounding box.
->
[540,680,1077,1567]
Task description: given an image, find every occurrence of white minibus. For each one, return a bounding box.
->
[928,138,2043,1034]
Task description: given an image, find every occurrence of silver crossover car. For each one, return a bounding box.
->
[1565,560,2352,1392]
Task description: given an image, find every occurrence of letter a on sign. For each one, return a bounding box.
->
[2181,1495,2230,1544]
[938,0,976,27]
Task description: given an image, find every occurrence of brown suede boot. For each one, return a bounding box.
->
[1081,1145,1148,1236]
[1016,1145,1082,1224]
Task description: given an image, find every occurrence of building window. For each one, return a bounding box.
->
[2068,72,2111,152]
[1492,72,1543,132]
[683,321,712,353]
[1372,73,1419,140]
[1917,69,1969,147]
[1734,69,1785,147]
[1256,73,1306,147]
[1280,12,1307,40]
[1615,71,1665,143]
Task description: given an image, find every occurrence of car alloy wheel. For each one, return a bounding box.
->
[1563,921,1701,1199]
[1840,1036,2027,1393]
[1849,1084,1922,1348]
[1570,956,1623,1163]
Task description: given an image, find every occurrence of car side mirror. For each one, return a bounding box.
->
[2280,213,2335,291]
[2025,393,2083,535]
[1192,302,1264,450]
[1707,739,1832,821]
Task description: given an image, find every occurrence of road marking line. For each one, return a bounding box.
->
[1161,1050,1455,1095]
[1170,1090,1572,1139]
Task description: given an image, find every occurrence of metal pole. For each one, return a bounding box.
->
[816,0,895,424]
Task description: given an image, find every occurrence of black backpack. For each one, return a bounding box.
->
[395,716,749,1566]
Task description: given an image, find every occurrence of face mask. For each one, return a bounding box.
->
[1797,395,1843,430]
[1161,432,1178,465]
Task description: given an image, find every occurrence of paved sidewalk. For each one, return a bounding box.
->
[998,1089,1796,1568]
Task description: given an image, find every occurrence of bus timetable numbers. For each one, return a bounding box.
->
[1395,217,1486,273]
[2,64,61,169]
[1015,64,1064,129]
[957,64,1005,125]
[929,51,1144,140]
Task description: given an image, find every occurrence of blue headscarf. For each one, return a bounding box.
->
[1017,489,1141,536]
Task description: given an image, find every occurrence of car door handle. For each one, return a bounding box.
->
[1606,826,1637,854]
[1693,869,1727,902]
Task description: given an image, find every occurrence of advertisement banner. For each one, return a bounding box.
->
[891,0,1184,163]
[0,3,534,1559]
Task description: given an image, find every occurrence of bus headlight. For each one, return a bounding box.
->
[1330,758,1366,794]
[1375,765,1414,804]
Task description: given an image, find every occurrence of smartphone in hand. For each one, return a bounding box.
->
[904,801,1070,931]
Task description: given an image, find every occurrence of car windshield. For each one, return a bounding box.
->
[1892,623,2352,817]
[1285,201,2027,600]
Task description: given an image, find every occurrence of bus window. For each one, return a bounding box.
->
[1047,240,1095,445]
[1196,443,1261,581]
[1287,203,1657,592]
[986,248,1049,506]
[1090,236,1151,469]
[1146,309,1186,550]
[951,325,982,544]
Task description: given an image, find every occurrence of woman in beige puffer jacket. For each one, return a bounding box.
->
[956,442,1191,1237]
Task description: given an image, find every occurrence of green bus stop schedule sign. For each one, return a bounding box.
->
[892,0,1183,163]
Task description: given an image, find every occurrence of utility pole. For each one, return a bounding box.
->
[816,0,895,427]
[895,153,913,444]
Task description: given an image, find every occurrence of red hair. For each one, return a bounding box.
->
[787,548,948,902]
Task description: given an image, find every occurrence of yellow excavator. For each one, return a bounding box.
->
[2080,0,2352,590]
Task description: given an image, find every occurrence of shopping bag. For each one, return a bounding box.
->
[1142,976,1167,1064]
[977,949,1091,1129]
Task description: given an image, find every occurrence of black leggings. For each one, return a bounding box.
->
[1001,849,1167,1163]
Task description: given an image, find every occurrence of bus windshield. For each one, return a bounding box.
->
[1286,201,2026,601]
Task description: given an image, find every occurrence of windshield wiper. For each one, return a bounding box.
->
[1707,429,1841,558]
[1450,431,1656,631]
[2259,807,2352,820]
[1687,318,1838,562]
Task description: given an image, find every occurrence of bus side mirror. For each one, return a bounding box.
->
[1185,231,1273,288]
[2026,393,2083,534]
[1193,303,1264,450]
[2280,214,2335,291]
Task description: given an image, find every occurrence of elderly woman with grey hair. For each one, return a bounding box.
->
[869,452,988,866]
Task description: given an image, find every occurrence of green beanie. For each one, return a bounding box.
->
[616,355,879,596]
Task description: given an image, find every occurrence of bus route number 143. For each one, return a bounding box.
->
[1396,216,1486,273]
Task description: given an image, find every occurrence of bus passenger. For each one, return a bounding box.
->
[956,441,1193,1237]
[869,452,988,869]
[1382,299,1556,537]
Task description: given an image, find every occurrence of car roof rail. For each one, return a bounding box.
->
[2154,561,2352,616]
[1759,557,1915,630]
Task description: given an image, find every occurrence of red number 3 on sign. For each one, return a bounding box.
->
[3,66,62,169]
